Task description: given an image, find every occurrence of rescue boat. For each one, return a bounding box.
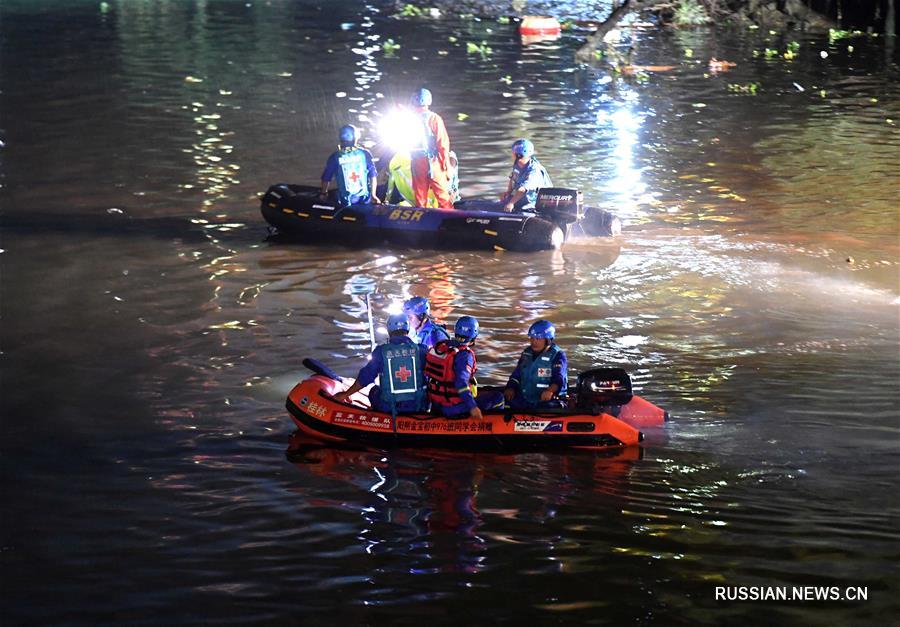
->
[260,184,622,252]
[284,359,667,452]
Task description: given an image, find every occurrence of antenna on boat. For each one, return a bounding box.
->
[349,277,378,352]
[364,292,376,351]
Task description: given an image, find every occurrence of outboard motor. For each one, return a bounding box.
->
[575,368,633,413]
[534,187,584,225]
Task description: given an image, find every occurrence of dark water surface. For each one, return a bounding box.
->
[2,1,898,624]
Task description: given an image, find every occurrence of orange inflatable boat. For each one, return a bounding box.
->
[284,360,667,452]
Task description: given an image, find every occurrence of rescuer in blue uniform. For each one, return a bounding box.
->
[503,319,568,409]
[404,296,450,349]
[424,316,504,420]
[320,124,380,207]
[333,313,427,413]
[500,138,552,212]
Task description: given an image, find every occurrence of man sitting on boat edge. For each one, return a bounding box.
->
[503,319,568,409]
[333,314,427,413]
[320,124,380,207]
[501,138,552,212]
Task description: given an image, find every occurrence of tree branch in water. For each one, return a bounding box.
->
[575,0,656,64]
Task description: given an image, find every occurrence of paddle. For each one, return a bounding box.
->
[348,279,377,351]
[302,358,344,382]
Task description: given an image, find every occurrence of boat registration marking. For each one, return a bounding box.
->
[389,209,424,222]
[333,411,392,430]
[514,420,563,433]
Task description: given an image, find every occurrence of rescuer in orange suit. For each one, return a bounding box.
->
[409,88,454,209]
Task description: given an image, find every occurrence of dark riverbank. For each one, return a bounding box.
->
[388,0,898,35]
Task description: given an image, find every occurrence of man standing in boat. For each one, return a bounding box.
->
[409,88,454,209]
[403,296,450,349]
[500,138,552,212]
[424,316,504,420]
[333,314,427,413]
[320,124,380,207]
[503,319,568,409]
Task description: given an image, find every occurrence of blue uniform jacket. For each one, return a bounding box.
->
[506,345,567,397]
[321,148,377,205]
[356,336,427,412]
[506,157,552,210]
[414,319,450,350]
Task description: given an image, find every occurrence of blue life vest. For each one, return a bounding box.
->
[415,111,438,159]
[380,339,426,411]
[518,344,565,405]
[413,319,450,349]
[509,157,552,210]
[336,148,370,206]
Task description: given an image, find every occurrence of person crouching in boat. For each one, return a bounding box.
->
[500,138,552,212]
[424,316,504,420]
[409,88,454,209]
[503,320,568,409]
[333,314,427,413]
[404,296,450,349]
[386,150,460,207]
[320,124,380,207]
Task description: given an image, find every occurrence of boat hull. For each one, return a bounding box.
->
[261,184,619,252]
[286,375,649,452]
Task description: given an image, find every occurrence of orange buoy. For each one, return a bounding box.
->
[519,15,561,36]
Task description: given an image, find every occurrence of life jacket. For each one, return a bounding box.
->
[424,340,476,407]
[414,319,450,349]
[379,339,426,411]
[509,156,552,210]
[518,343,566,406]
[414,110,439,159]
[335,147,370,206]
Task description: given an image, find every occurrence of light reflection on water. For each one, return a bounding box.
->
[1,0,898,623]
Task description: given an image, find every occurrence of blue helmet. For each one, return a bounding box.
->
[411,88,432,107]
[528,319,555,340]
[512,138,534,159]
[339,124,359,144]
[454,315,479,342]
[403,296,430,317]
[387,313,410,333]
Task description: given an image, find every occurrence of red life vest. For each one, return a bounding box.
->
[424,341,477,407]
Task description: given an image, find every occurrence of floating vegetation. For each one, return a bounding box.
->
[828,28,866,43]
[727,82,760,95]
[398,4,423,17]
[395,4,440,19]
[382,39,401,56]
[466,41,492,56]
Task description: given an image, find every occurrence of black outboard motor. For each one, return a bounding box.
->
[534,188,584,226]
[575,368,633,413]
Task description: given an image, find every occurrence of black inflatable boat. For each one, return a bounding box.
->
[261,184,621,252]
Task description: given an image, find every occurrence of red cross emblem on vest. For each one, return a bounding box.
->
[394,365,412,382]
[348,170,360,184]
